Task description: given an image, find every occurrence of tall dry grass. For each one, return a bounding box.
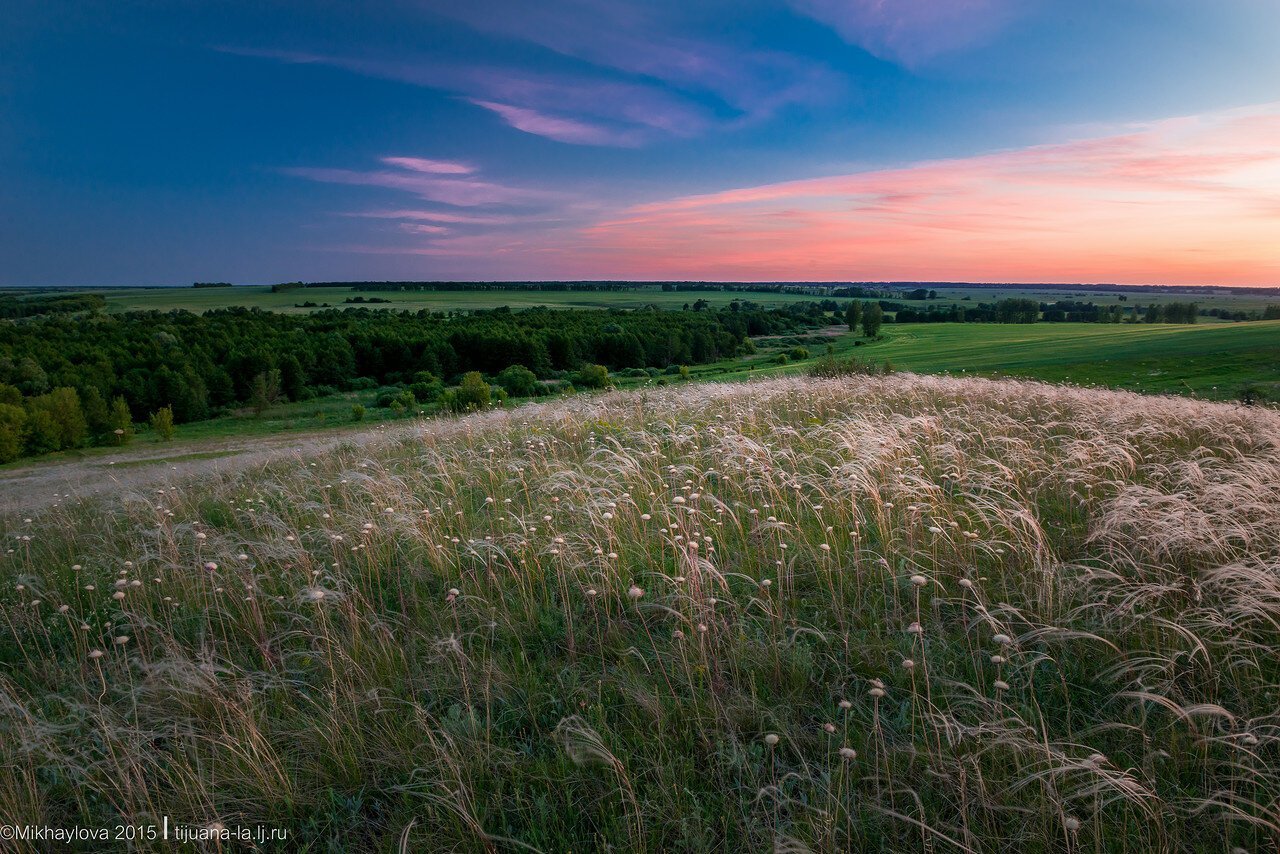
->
[1,374,1278,851]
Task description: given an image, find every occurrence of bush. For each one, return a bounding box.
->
[150,406,176,441]
[452,372,491,411]
[408,380,444,403]
[108,396,133,445]
[786,347,810,361]
[807,354,880,378]
[351,404,366,422]
[495,365,538,397]
[575,364,612,389]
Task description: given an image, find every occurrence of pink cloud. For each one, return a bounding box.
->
[789,0,1021,65]
[343,209,530,225]
[380,157,474,174]
[467,100,644,147]
[283,163,568,208]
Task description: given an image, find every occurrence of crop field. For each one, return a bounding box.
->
[2,374,1278,851]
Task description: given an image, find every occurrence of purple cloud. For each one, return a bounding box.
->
[788,0,1022,65]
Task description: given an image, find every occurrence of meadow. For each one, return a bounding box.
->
[723,321,1280,399]
[88,285,836,315]
[2,374,1278,851]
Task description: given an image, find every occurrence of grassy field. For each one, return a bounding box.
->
[918,285,1280,315]
[692,320,1280,401]
[2,375,1277,851]
[4,320,1273,479]
[8,282,1275,318]
[85,285,836,315]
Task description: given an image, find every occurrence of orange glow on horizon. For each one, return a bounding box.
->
[546,104,1280,286]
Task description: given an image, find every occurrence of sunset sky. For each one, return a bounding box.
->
[3,1,1279,285]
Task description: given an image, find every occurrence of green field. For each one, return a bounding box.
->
[5,319,1274,476]
[9,282,1275,318]
[85,285,836,314]
[693,321,1280,400]
[910,286,1280,316]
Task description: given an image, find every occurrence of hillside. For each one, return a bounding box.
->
[2,375,1278,851]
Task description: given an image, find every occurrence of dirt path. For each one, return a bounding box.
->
[0,422,420,515]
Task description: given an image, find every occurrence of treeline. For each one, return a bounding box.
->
[0,303,827,462]
[270,280,893,297]
[0,293,106,319]
[881,298,1222,325]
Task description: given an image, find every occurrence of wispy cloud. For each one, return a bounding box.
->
[788,0,1022,66]
[282,157,569,208]
[342,209,533,226]
[437,0,841,121]
[380,157,474,174]
[222,1,839,147]
[467,100,645,147]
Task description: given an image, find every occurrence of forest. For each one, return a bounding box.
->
[0,302,830,461]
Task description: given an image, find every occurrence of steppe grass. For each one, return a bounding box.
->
[2,375,1278,851]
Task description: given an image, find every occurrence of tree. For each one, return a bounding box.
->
[249,369,283,415]
[108,396,134,445]
[994,299,1040,324]
[80,386,111,437]
[25,388,87,452]
[0,404,25,463]
[150,406,176,441]
[862,303,884,338]
[495,364,538,397]
[453,371,492,411]
[845,301,862,331]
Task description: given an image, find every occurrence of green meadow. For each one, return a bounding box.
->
[90,285,833,314]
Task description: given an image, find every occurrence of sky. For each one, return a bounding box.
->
[2,0,1279,286]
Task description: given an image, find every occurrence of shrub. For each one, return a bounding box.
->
[495,365,538,397]
[108,396,134,445]
[408,380,444,403]
[452,372,491,411]
[150,405,176,441]
[351,404,366,422]
[575,364,612,389]
[786,347,810,361]
[807,354,881,378]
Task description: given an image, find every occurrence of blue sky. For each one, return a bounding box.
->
[3,1,1278,285]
